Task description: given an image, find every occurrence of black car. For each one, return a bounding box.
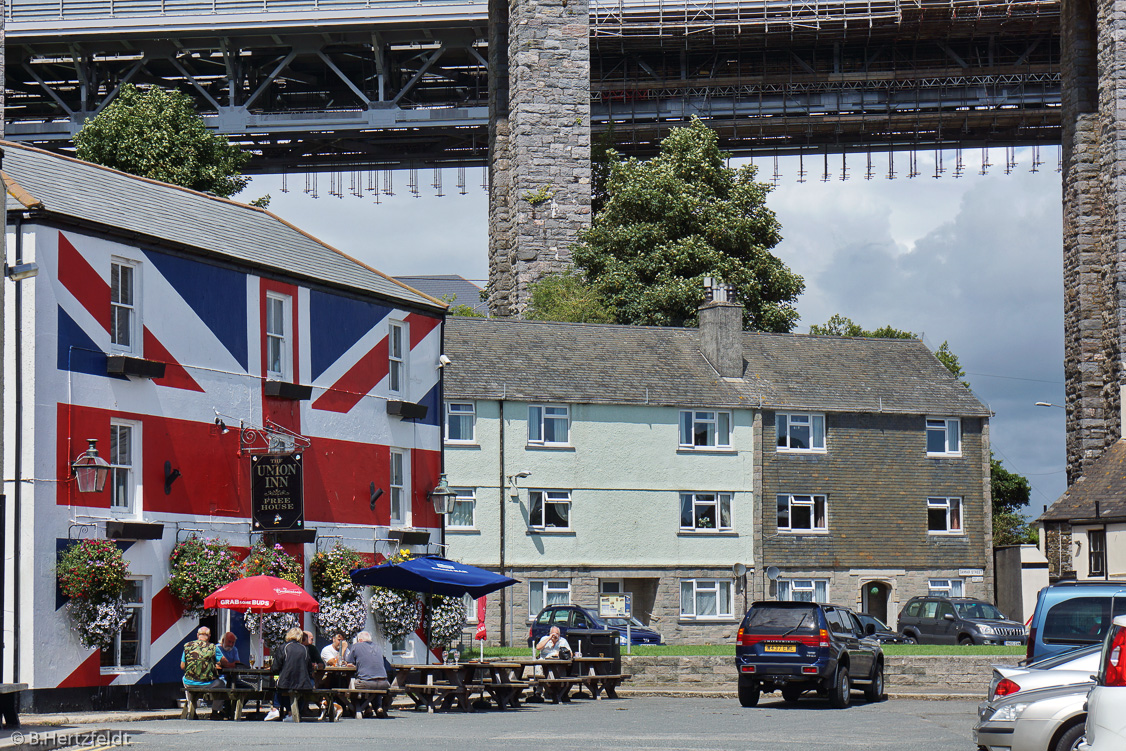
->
[528,604,663,647]
[734,601,885,708]
[855,613,906,644]
[896,596,1027,646]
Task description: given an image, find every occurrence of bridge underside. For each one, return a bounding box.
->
[5,4,1061,171]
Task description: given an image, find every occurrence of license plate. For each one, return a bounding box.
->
[1003,640,1022,646]
[764,644,797,653]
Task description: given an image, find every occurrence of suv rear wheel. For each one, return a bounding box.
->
[738,679,760,707]
[828,666,851,708]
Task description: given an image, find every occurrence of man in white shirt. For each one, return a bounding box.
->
[320,632,347,666]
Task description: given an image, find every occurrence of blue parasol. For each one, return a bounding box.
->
[350,555,519,599]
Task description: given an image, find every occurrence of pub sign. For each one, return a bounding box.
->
[251,453,304,530]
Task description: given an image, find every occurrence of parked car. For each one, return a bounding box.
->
[527,604,663,648]
[896,595,1026,646]
[734,601,884,709]
[989,644,1103,701]
[1078,614,1126,751]
[974,681,1092,751]
[1026,581,1126,663]
[855,613,905,643]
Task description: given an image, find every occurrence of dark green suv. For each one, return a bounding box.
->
[734,601,885,708]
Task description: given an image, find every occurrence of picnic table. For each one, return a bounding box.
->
[394,663,476,713]
[514,658,582,704]
[182,667,274,720]
[459,660,528,710]
[570,656,629,700]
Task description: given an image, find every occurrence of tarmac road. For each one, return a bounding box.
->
[7,696,981,751]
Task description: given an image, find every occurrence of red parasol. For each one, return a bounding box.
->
[203,575,320,613]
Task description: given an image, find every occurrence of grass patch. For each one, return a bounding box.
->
[473,644,1024,658]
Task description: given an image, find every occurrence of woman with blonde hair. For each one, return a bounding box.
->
[264,627,317,721]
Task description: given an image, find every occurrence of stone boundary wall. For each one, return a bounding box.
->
[622,654,1022,694]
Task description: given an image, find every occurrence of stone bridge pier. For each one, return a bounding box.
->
[1061,0,1126,482]
[487,0,591,317]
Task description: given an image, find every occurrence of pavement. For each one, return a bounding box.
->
[0,684,982,746]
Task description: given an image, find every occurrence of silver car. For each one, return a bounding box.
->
[974,682,1092,751]
[988,645,1102,700]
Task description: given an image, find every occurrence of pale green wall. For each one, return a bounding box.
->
[445,401,754,568]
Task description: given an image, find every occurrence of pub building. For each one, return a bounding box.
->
[0,142,448,711]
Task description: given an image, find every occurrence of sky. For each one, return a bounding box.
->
[247,145,1067,516]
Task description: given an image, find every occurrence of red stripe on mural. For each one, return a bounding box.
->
[150,586,186,642]
[144,328,205,392]
[57,232,111,331]
[58,651,117,689]
[407,312,441,350]
[311,338,389,413]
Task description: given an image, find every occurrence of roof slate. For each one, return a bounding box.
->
[395,275,488,314]
[1,141,444,311]
[444,317,991,416]
[1039,439,1126,522]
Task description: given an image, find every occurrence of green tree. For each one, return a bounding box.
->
[75,84,251,198]
[573,118,803,331]
[809,314,915,339]
[525,270,615,324]
[991,456,1036,545]
[934,341,969,387]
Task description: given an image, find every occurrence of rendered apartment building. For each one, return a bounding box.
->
[442,295,993,643]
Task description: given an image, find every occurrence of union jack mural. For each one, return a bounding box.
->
[8,211,444,704]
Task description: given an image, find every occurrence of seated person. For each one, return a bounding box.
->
[536,626,571,659]
[181,626,226,719]
[343,631,395,719]
[320,632,347,667]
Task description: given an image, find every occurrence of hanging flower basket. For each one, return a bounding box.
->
[369,587,423,641]
[168,535,241,617]
[313,595,368,639]
[244,612,301,650]
[242,541,303,585]
[56,539,131,649]
[425,594,468,649]
[309,543,364,602]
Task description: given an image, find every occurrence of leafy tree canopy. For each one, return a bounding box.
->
[573,118,803,332]
[992,456,1032,515]
[935,341,968,386]
[75,84,251,198]
[525,270,615,324]
[808,314,915,339]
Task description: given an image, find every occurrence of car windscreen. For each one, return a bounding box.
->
[955,601,1005,620]
[1043,596,1126,645]
[858,614,890,632]
[743,606,819,634]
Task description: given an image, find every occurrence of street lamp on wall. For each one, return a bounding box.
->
[429,473,458,515]
[71,439,111,493]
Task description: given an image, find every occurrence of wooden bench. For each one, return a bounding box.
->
[404,683,471,713]
[183,687,271,720]
[575,673,631,700]
[330,687,398,717]
[0,683,27,728]
[530,676,584,704]
[473,681,529,710]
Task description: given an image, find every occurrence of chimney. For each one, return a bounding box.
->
[698,277,744,378]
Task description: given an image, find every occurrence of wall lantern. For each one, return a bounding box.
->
[71,439,111,493]
[429,474,458,515]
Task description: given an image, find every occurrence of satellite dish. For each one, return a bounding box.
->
[733,562,747,578]
[765,566,780,581]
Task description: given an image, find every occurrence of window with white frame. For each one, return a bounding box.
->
[265,293,291,381]
[777,578,828,603]
[528,405,570,445]
[445,402,476,443]
[390,635,410,655]
[680,493,733,531]
[679,410,732,449]
[928,579,964,597]
[529,490,571,530]
[101,578,145,670]
[776,412,826,451]
[777,494,828,533]
[927,497,962,534]
[926,417,961,456]
[389,449,408,524]
[680,579,733,619]
[109,421,138,513]
[529,579,570,617]
[110,260,139,354]
[447,489,475,529]
[388,321,407,395]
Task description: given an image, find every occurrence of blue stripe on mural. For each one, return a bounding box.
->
[138,638,189,685]
[142,249,249,371]
[309,289,391,381]
[403,381,441,427]
[57,307,125,379]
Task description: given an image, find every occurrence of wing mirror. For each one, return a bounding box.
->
[943,613,956,621]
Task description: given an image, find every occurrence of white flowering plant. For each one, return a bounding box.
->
[244,612,300,649]
[425,595,468,649]
[67,599,129,650]
[369,587,423,641]
[314,595,367,640]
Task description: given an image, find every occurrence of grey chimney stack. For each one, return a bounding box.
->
[699,277,744,378]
